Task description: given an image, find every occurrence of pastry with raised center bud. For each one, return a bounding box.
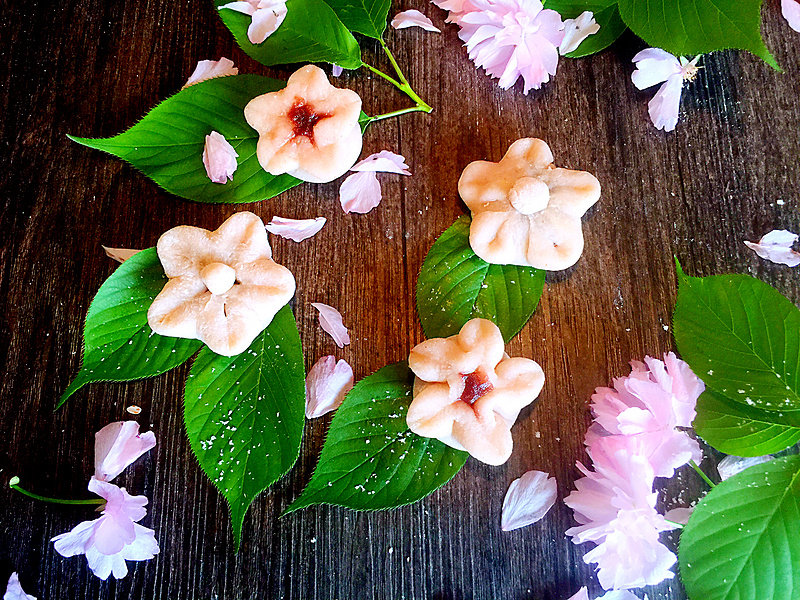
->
[459,138,601,271]
[244,64,363,183]
[407,318,545,465]
[147,211,295,356]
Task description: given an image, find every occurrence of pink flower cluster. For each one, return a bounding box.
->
[564,353,704,591]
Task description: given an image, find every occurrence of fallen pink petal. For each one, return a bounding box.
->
[311,302,351,348]
[566,588,589,600]
[566,589,642,600]
[391,9,441,32]
[351,150,411,175]
[663,506,693,525]
[183,57,238,88]
[744,229,800,267]
[340,171,382,214]
[218,0,288,44]
[4,573,36,600]
[102,246,140,263]
[632,49,699,132]
[332,65,344,77]
[717,454,773,480]
[305,355,354,418]
[501,470,557,531]
[266,216,327,242]
[783,0,800,31]
[560,11,599,55]
[203,131,239,184]
[95,421,156,483]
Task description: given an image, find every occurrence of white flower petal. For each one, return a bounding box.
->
[311,302,351,348]
[266,216,326,242]
[566,588,589,600]
[560,11,600,55]
[783,0,800,32]
[501,470,557,531]
[631,48,681,90]
[391,9,441,32]
[332,65,344,77]
[717,454,773,480]
[744,229,800,267]
[203,131,239,183]
[4,573,36,600]
[647,73,684,132]
[340,171,382,214]
[102,246,140,263]
[218,0,257,15]
[247,3,288,44]
[663,506,693,525]
[351,150,411,175]
[95,421,156,482]
[306,355,354,418]
[183,57,238,88]
[597,592,643,600]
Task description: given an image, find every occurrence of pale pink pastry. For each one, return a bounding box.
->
[147,212,296,356]
[244,65,363,183]
[459,138,601,270]
[407,318,544,465]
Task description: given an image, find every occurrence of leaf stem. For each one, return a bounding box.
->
[689,460,716,488]
[362,62,403,89]
[360,41,432,114]
[9,476,105,506]
[370,105,432,121]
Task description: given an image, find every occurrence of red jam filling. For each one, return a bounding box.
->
[288,101,331,144]
[459,368,493,405]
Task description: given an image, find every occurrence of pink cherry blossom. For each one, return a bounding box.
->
[391,9,441,32]
[4,573,36,600]
[430,0,479,24]
[457,0,565,93]
[266,216,326,242]
[183,57,238,88]
[95,421,156,482]
[783,0,800,31]
[560,11,599,55]
[306,355,354,418]
[340,171,382,214]
[102,246,140,263]
[311,302,351,348]
[632,49,700,132]
[744,229,800,267]
[218,0,288,44]
[203,131,238,184]
[717,454,773,480]
[501,470,557,531]
[351,151,411,175]
[52,478,159,580]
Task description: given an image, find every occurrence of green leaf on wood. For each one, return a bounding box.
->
[544,0,627,57]
[285,362,467,514]
[184,305,305,548]
[322,0,391,39]
[617,0,778,70]
[416,216,545,342]
[69,75,301,204]
[679,455,800,600]
[216,0,361,68]
[60,248,201,407]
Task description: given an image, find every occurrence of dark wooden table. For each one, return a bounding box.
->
[1,1,799,598]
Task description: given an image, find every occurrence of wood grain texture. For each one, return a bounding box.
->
[1,0,799,598]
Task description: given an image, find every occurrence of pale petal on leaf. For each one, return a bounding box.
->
[501,470,557,531]
[183,57,238,88]
[305,355,354,418]
[202,131,239,184]
[560,11,600,55]
[102,246,140,263]
[391,9,441,32]
[266,216,326,242]
[311,302,351,348]
[717,454,773,480]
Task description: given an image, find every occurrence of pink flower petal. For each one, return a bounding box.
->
[744,229,800,267]
[266,216,326,242]
[340,171,382,214]
[4,573,36,600]
[783,0,800,32]
[351,150,411,175]
[203,131,238,184]
[560,11,599,55]
[311,302,351,347]
[183,57,238,88]
[102,246,140,263]
[566,588,589,600]
[305,355,354,418]
[663,506,693,525]
[717,454,773,480]
[391,9,441,32]
[95,421,157,482]
[332,65,344,77]
[219,0,287,44]
[501,470,557,531]
[631,48,681,90]
[648,74,683,132]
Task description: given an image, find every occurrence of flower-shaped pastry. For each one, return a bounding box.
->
[407,318,545,465]
[244,65,363,183]
[147,212,295,356]
[459,138,601,270]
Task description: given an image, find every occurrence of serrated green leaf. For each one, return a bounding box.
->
[679,455,800,600]
[416,216,545,343]
[285,362,467,514]
[694,389,800,457]
[60,248,201,407]
[543,0,627,57]
[184,305,305,547]
[69,75,302,204]
[216,0,361,68]
[617,0,778,70]
[322,0,391,39]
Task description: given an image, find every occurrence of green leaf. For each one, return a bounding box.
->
[69,75,302,204]
[679,455,800,600]
[285,362,468,514]
[416,216,545,343]
[617,0,778,70]
[693,389,800,457]
[322,0,391,39]
[184,305,305,547]
[543,0,627,57]
[216,0,361,69]
[60,249,201,407]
